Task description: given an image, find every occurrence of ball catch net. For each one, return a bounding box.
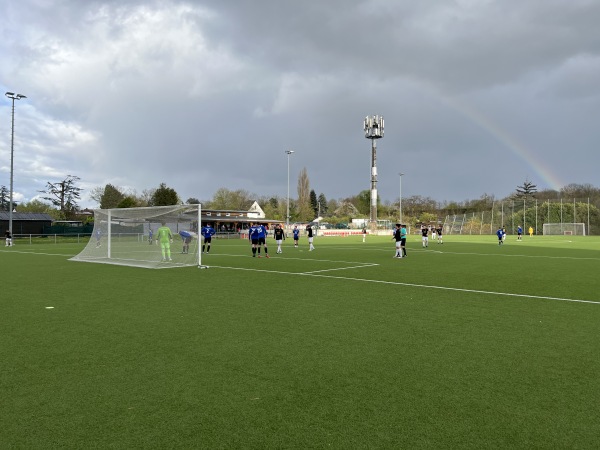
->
[70,204,203,269]
[542,223,586,236]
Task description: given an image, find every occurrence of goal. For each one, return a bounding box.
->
[71,204,205,269]
[542,223,586,236]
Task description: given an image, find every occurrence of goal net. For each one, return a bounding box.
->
[71,204,204,269]
[542,223,586,236]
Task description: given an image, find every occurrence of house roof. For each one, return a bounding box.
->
[0,212,54,221]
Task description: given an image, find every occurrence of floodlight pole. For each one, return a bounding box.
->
[364,115,384,232]
[398,172,404,223]
[285,150,295,226]
[5,92,27,236]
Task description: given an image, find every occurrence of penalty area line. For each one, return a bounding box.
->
[300,273,600,305]
[303,263,379,274]
[209,266,599,305]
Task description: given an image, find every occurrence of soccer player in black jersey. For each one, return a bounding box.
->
[421,225,429,248]
[392,224,402,258]
[274,224,286,253]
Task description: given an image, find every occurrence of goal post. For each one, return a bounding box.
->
[542,223,586,236]
[71,204,206,269]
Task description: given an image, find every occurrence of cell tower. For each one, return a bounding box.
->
[363,115,384,231]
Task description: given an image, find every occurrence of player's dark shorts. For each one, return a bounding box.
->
[251,238,259,245]
[258,237,266,245]
[204,237,212,243]
[401,238,406,246]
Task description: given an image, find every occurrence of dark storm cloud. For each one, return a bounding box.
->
[1,0,599,208]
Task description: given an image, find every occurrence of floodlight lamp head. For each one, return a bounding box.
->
[286,150,295,155]
[5,92,26,100]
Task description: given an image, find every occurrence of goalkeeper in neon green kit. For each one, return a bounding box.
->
[156,222,173,261]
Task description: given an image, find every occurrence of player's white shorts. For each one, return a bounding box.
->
[308,237,314,244]
[422,236,428,243]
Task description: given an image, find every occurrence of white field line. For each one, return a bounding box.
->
[327,245,600,261]
[303,273,600,305]
[303,263,379,274]
[212,252,374,265]
[211,265,600,305]
[420,250,600,261]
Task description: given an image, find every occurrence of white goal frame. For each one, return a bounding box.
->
[542,223,586,236]
[71,204,206,269]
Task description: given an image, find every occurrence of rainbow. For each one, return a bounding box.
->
[420,85,564,192]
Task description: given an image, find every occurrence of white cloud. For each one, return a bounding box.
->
[1,0,600,209]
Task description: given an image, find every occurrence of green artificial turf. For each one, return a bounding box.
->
[1,234,599,448]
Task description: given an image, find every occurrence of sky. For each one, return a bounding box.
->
[1,0,599,210]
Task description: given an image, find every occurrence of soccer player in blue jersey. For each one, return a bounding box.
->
[517,225,523,241]
[496,226,504,245]
[256,223,270,258]
[201,223,216,253]
[248,222,261,257]
[292,226,300,247]
[179,230,193,254]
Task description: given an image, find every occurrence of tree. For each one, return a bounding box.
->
[99,184,125,209]
[560,183,600,199]
[333,201,359,217]
[186,197,201,205]
[210,188,254,210]
[355,190,372,216]
[514,179,538,200]
[257,196,284,221]
[0,185,9,211]
[17,199,54,214]
[296,167,312,221]
[318,193,328,216]
[39,175,83,220]
[88,186,104,206]
[150,183,180,206]
[327,198,339,216]
[137,189,155,207]
[310,190,318,217]
[117,196,138,208]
